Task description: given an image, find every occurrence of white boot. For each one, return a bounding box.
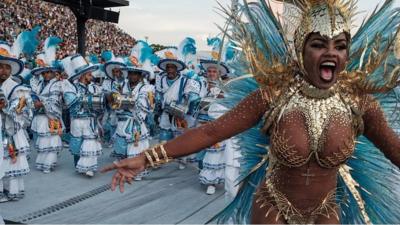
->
[85,171,94,177]
[178,163,186,170]
[0,197,9,203]
[206,185,216,195]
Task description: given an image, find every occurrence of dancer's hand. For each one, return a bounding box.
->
[0,99,6,110]
[34,100,43,109]
[101,155,147,193]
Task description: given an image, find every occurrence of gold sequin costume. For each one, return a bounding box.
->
[256,74,370,223]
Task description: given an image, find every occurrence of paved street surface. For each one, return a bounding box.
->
[0,140,226,224]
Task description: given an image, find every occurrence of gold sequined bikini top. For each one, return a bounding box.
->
[262,77,366,169]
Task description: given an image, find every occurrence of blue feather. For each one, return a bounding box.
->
[207,37,221,47]
[14,26,41,58]
[88,54,99,64]
[181,37,197,56]
[22,26,41,57]
[101,50,114,62]
[52,60,63,70]
[348,0,400,86]
[339,136,400,224]
[225,42,236,62]
[44,36,62,64]
[139,42,155,63]
[45,36,62,49]
[150,55,160,65]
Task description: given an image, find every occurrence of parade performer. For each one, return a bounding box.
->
[102,51,127,152]
[111,43,155,180]
[87,54,106,143]
[0,89,7,203]
[103,0,400,224]
[63,54,102,177]
[0,41,33,202]
[155,44,201,169]
[30,37,64,173]
[197,58,230,195]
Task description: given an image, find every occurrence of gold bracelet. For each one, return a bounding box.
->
[144,151,155,168]
[159,144,170,163]
[151,147,160,163]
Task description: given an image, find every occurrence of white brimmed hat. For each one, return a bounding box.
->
[31,53,62,76]
[104,57,127,80]
[63,54,99,81]
[156,48,186,72]
[200,59,230,76]
[0,41,24,77]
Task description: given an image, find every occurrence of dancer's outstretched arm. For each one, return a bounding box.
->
[102,89,269,192]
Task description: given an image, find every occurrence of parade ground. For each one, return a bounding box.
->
[0,142,225,224]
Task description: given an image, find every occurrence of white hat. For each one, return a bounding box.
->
[0,41,24,77]
[31,53,62,76]
[156,48,186,72]
[104,56,127,80]
[63,54,99,81]
[200,59,230,76]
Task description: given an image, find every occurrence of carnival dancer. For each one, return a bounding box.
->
[155,46,201,169]
[103,0,400,224]
[63,54,102,177]
[0,41,33,202]
[30,37,65,173]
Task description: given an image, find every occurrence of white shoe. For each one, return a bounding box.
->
[178,163,186,170]
[43,169,51,174]
[134,176,142,181]
[86,171,94,177]
[206,185,216,195]
[0,197,9,203]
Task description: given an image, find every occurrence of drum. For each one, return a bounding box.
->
[82,93,106,111]
[109,92,135,110]
[164,101,189,118]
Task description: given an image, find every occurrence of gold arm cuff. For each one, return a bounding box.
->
[144,151,155,168]
[159,144,170,163]
[151,147,160,163]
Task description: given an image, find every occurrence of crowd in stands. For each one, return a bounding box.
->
[0,0,135,58]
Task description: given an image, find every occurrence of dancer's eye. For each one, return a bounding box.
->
[311,43,325,49]
[336,45,347,50]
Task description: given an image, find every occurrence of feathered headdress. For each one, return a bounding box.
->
[125,40,158,79]
[31,36,63,76]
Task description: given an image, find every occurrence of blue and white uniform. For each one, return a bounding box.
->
[0,77,33,200]
[101,78,122,144]
[114,80,155,178]
[157,72,201,140]
[31,78,65,172]
[198,85,226,186]
[68,81,103,173]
